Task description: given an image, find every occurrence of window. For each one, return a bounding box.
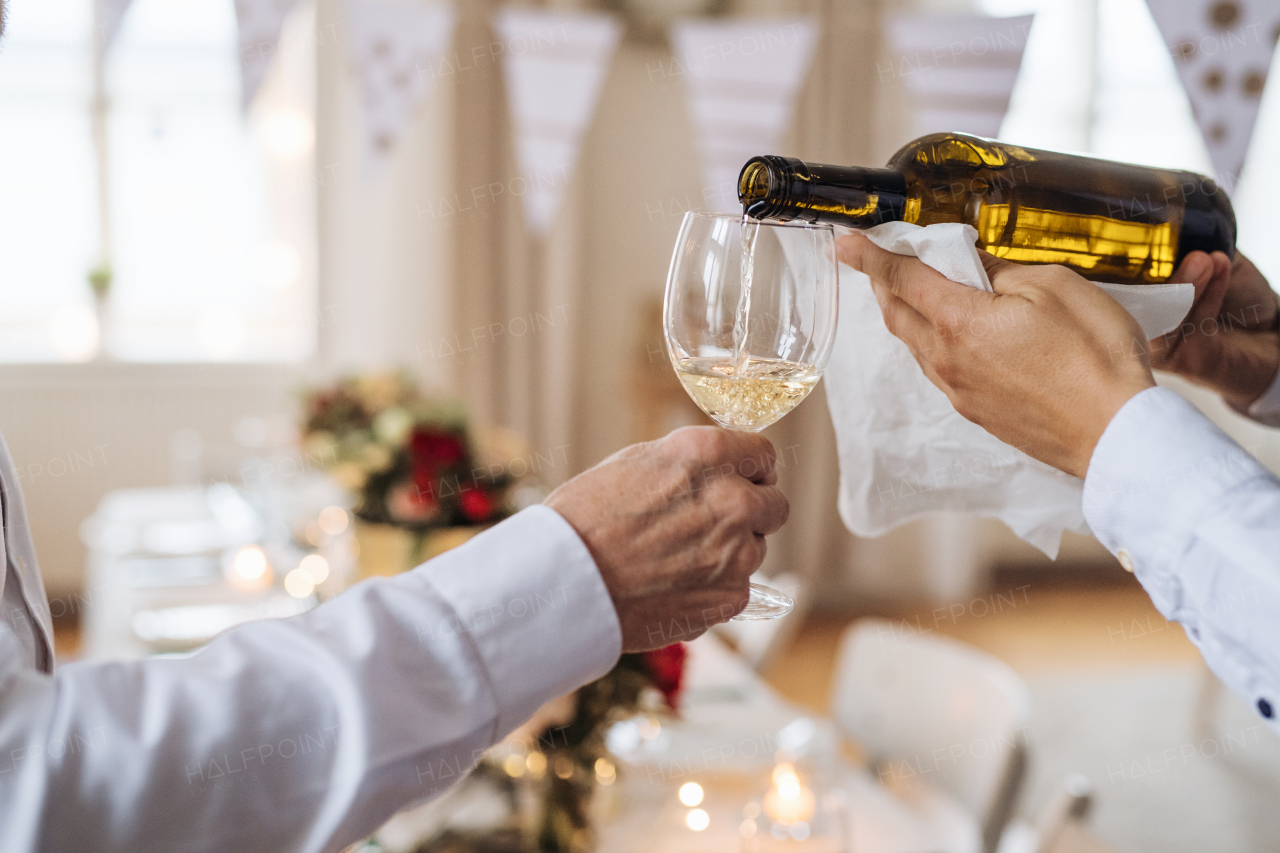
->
[0,0,316,362]
[981,0,1280,282]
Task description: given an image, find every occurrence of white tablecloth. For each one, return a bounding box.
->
[599,635,981,853]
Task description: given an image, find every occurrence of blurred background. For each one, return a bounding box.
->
[3,1,1280,851]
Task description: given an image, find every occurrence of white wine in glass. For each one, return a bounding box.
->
[673,356,821,432]
[664,211,839,619]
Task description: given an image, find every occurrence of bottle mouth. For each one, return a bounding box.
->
[737,156,797,220]
[739,160,773,204]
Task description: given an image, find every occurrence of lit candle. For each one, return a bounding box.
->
[763,763,815,825]
[226,544,272,591]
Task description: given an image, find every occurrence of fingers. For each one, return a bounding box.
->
[837,232,982,325]
[1210,251,1232,290]
[663,426,779,485]
[743,483,789,536]
[1177,255,1232,346]
[1172,251,1215,294]
[976,248,1019,285]
[1168,252,1231,344]
[867,274,938,356]
[719,531,769,588]
[1149,253,1235,365]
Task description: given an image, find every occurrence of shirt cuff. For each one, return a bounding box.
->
[417,505,622,737]
[1082,387,1271,610]
[1245,360,1280,426]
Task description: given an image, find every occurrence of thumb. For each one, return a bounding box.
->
[976,249,1022,293]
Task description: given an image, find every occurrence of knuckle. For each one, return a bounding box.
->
[1045,264,1082,289]
[755,535,769,566]
[950,393,978,422]
[931,347,959,385]
[662,425,701,454]
[935,304,969,337]
[885,263,911,300]
[663,427,720,471]
[729,545,757,581]
[690,426,730,461]
[775,491,791,527]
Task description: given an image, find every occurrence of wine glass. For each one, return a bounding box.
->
[663,211,839,619]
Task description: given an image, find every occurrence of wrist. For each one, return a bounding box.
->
[1077,376,1156,479]
[1223,331,1280,410]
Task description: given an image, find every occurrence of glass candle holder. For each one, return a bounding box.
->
[740,762,848,853]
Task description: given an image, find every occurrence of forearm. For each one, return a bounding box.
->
[1084,389,1280,725]
[0,506,621,853]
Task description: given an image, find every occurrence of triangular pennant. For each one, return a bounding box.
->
[494,8,622,235]
[343,0,456,174]
[670,17,819,213]
[1145,0,1280,187]
[883,13,1034,140]
[95,0,136,56]
[234,0,300,110]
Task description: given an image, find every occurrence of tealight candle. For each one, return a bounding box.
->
[763,763,815,825]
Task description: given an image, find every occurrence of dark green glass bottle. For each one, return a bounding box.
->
[738,132,1236,284]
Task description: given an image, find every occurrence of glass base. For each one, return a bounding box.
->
[732,582,794,620]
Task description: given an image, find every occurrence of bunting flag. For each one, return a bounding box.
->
[883,13,1034,140]
[343,0,456,174]
[494,8,622,235]
[1145,0,1280,187]
[95,0,136,56]
[670,17,818,212]
[234,0,300,110]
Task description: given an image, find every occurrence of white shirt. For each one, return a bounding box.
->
[0,429,622,853]
[1084,386,1280,729]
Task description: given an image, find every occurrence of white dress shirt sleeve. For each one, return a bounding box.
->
[0,505,621,853]
[1083,387,1280,731]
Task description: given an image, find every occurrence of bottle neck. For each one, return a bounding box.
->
[738,156,907,227]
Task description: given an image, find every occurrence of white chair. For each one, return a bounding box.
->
[831,618,1032,853]
[998,773,1098,853]
[711,571,811,672]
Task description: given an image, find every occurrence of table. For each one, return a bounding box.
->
[373,633,981,853]
[79,480,353,661]
[596,636,980,853]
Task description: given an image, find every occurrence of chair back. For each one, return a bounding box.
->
[831,618,1031,853]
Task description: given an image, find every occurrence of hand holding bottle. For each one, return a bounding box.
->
[836,232,1156,479]
[1148,250,1280,410]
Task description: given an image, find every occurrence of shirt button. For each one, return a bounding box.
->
[1259,698,1274,719]
[1117,549,1135,573]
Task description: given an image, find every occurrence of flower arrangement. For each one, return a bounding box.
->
[301,372,515,530]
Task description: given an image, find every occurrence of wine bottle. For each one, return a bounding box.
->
[738,132,1236,284]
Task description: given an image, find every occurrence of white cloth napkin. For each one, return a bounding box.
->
[824,221,1196,557]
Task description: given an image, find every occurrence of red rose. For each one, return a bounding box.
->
[643,643,686,710]
[410,429,466,465]
[459,488,494,522]
[412,459,439,496]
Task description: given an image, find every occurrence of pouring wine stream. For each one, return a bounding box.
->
[734,214,761,373]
